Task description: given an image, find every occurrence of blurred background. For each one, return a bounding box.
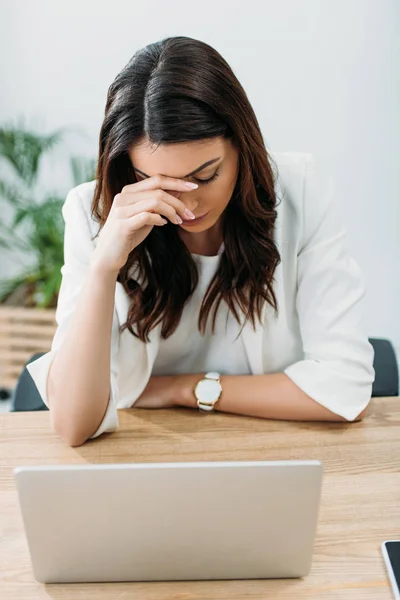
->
[0,0,399,402]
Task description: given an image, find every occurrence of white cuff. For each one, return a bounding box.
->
[26,351,57,408]
[88,377,119,439]
[26,351,119,438]
[284,358,373,421]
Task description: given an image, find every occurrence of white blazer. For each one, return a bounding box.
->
[27,152,375,438]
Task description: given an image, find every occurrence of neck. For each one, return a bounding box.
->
[179,220,223,256]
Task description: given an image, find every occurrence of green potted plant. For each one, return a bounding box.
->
[0,123,96,307]
[0,123,96,390]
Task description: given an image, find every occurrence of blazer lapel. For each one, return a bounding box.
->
[241,305,267,375]
[241,173,285,376]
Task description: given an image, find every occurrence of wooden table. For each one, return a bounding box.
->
[1,398,400,599]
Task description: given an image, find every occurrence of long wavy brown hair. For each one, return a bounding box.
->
[92,36,281,343]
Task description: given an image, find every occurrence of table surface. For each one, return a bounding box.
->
[1,398,400,600]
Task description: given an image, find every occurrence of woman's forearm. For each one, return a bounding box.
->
[175,373,366,422]
[47,260,118,446]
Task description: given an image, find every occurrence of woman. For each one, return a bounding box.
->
[27,36,374,447]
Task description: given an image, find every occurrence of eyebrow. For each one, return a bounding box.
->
[134,157,222,179]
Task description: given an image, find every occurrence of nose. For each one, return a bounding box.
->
[169,190,199,212]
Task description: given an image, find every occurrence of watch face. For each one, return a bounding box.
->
[196,379,222,404]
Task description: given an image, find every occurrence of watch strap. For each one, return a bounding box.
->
[205,372,220,381]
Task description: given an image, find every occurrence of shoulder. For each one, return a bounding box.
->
[63,180,96,216]
[269,150,327,207]
[270,151,332,207]
[269,151,334,246]
[62,180,99,237]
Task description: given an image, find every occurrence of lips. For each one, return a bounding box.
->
[183,212,208,222]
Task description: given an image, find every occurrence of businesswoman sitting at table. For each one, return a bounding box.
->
[27,36,375,446]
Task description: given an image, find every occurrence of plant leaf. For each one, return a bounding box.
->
[70,156,97,186]
[36,267,62,308]
[0,271,31,302]
[0,180,28,208]
[0,124,65,185]
[12,207,30,227]
[0,226,32,252]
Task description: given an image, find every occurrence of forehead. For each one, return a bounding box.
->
[128,137,226,178]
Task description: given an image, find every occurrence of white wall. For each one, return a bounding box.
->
[1,0,399,348]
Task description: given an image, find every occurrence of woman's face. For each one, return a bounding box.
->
[128,136,239,233]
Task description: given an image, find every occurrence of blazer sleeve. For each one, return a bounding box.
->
[283,154,375,421]
[26,186,120,438]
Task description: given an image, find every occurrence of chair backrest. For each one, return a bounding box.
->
[369,338,399,397]
[11,352,48,412]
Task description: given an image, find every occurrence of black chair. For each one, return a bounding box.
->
[8,339,399,412]
[10,352,49,412]
[369,338,399,397]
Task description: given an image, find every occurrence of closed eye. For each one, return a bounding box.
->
[194,170,220,185]
[134,169,220,185]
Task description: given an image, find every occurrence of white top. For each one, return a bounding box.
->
[152,245,251,377]
[26,152,375,438]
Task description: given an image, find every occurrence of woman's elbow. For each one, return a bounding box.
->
[318,400,370,423]
[55,424,89,447]
[50,411,90,447]
[337,404,370,423]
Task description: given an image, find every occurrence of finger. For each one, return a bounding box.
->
[127,212,168,229]
[155,190,197,221]
[115,190,195,222]
[114,197,183,225]
[122,174,198,195]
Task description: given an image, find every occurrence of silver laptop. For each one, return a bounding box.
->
[14,460,323,583]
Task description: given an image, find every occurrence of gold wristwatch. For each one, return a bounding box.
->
[194,372,222,412]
